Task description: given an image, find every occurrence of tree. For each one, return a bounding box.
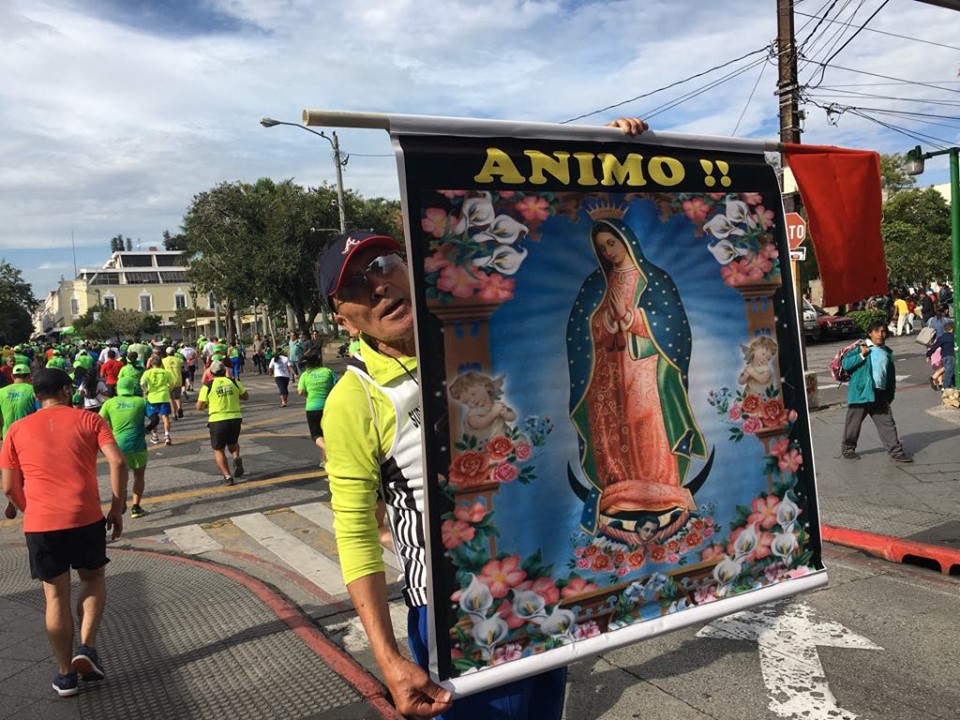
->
[162,229,189,252]
[0,260,39,345]
[879,153,917,197]
[882,188,951,288]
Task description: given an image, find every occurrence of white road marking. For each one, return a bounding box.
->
[164,524,223,555]
[232,512,347,596]
[292,501,403,572]
[698,601,882,719]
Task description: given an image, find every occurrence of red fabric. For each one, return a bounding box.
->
[0,406,116,532]
[783,144,887,306]
[100,358,121,384]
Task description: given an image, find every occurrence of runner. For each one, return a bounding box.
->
[99,350,122,396]
[268,346,293,407]
[180,342,197,392]
[161,347,185,420]
[0,364,38,519]
[99,377,149,519]
[196,360,248,485]
[140,356,173,446]
[296,343,337,468]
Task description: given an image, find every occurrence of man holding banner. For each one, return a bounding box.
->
[319,117,646,719]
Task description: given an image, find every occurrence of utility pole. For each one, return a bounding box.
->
[331,131,347,233]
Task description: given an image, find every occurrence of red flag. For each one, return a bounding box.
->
[782,143,887,306]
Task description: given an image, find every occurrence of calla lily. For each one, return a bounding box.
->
[540,607,577,639]
[703,213,746,240]
[511,590,547,623]
[707,239,747,265]
[725,199,751,226]
[713,557,742,585]
[454,193,495,233]
[776,496,801,529]
[473,214,528,245]
[472,245,528,276]
[733,524,759,559]
[471,616,508,660]
[771,531,798,560]
[459,574,493,619]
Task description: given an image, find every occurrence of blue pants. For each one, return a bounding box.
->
[407,605,566,720]
[942,355,955,389]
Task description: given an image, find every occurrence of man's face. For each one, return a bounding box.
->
[333,247,413,346]
[868,325,888,346]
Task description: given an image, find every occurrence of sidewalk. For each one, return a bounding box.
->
[0,545,398,720]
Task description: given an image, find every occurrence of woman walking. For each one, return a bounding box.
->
[268,347,293,407]
[296,343,337,468]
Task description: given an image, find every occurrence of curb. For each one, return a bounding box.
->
[822,525,960,575]
[113,548,403,720]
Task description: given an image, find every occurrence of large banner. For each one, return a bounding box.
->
[392,122,827,696]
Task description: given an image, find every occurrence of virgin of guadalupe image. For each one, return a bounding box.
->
[567,205,710,547]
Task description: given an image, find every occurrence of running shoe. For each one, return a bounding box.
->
[150,431,159,444]
[164,435,172,446]
[224,475,235,486]
[3,501,16,520]
[177,408,184,419]
[233,458,244,478]
[71,644,105,681]
[52,672,79,697]
[130,504,145,519]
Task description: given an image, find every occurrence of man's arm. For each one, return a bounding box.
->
[347,574,452,718]
[1,467,26,512]
[100,442,127,540]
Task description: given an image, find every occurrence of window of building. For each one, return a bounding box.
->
[160,270,187,283]
[156,255,182,266]
[125,271,161,284]
[139,294,153,313]
[207,292,216,310]
[174,293,187,310]
[121,255,152,267]
[103,295,117,311]
[89,273,120,285]
[70,297,80,316]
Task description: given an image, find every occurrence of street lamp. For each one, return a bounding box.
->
[260,117,348,233]
[905,144,960,329]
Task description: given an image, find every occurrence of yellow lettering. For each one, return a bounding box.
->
[474,148,525,184]
[572,152,598,186]
[598,153,647,187]
[523,150,571,185]
[647,156,685,186]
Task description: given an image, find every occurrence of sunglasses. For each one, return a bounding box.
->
[335,253,405,303]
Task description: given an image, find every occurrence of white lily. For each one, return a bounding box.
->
[703,213,746,240]
[471,616,508,660]
[454,192,495,233]
[771,531,798,561]
[713,556,742,585]
[733,524,759,559]
[706,238,747,265]
[725,199,751,226]
[459,574,493,620]
[511,590,547,623]
[472,214,528,245]
[776,496,801,530]
[472,244,528,276]
[539,606,577,639]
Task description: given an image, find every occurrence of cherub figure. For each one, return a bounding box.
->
[449,371,517,442]
[737,335,778,396]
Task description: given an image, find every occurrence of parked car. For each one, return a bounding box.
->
[804,300,859,342]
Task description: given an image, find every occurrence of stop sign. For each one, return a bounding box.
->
[785,212,807,250]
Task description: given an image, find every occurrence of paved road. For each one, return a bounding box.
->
[1,343,957,719]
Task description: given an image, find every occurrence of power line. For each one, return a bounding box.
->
[801,60,960,95]
[733,58,768,135]
[796,8,960,51]
[639,57,769,121]
[806,0,890,89]
[808,88,960,106]
[559,45,772,124]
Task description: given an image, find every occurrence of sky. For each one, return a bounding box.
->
[2,0,959,299]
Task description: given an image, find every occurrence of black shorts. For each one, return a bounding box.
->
[25,518,109,581]
[306,410,324,440]
[209,418,242,450]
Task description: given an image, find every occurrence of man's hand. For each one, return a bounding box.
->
[382,656,453,718]
[105,508,123,540]
[860,344,871,357]
[606,117,648,136]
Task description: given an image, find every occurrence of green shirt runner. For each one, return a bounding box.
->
[99,394,148,454]
[198,377,245,423]
[297,367,337,411]
[0,384,37,438]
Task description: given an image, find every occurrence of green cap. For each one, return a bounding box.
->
[116,377,137,396]
[12,364,30,376]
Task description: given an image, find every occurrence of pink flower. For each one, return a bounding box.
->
[424,250,451,273]
[744,253,773,277]
[788,409,798,422]
[441,520,475,550]
[728,405,743,421]
[437,264,480,298]
[438,189,470,198]
[787,566,811,579]
[742,417,762,435]
[421,208,452,238]
[700,543,726,561]
[514,196,550,222]
[561,577,598,598]
[753,205,775,230]
[616,566,629,577]
[740,192,763,205]
[573,620,602,640]
[491,641,524,664]
[514,442,532,462]
[454,501,487,524]
[486,436,514,461]
[682,198,710,223]
[765,564,786,583]
[517,576,560,605]
[573,546,584,557]
[695,584,718,604]
[667,553,680,564]
[498,191,517,199]
[703,527,714,538]
[720,259,753,287]
[748,495,781,530]
[727,527,773,563]
[706,193,726,200]
[770,439,790,457]
[576,558,589,569]
[477,273,515,302]
[778,449,803,473]
[496,600,527,630]
[761,243,779,260]
[478,556,527,598]
[491,462,519,484]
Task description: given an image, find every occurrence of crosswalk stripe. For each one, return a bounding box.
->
[291,502,403,573]
[231,512,347,596]
[165,524,223,555]
[332,599,409,654]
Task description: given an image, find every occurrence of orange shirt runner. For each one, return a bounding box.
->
[0,406,116,532]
